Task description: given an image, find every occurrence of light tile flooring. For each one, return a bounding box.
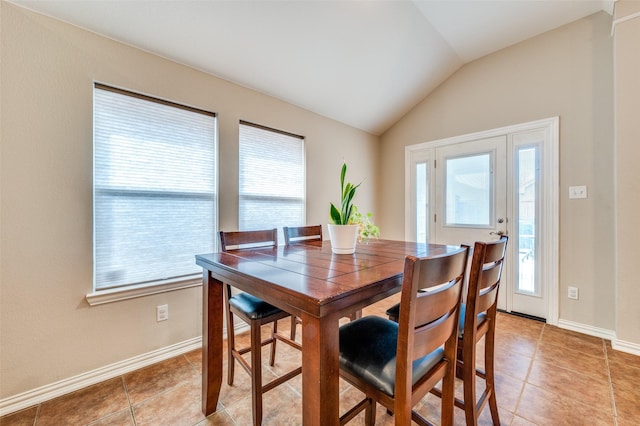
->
[2,295,639,425]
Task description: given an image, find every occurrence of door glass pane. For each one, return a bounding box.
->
[517,146,538,295]
[416,162,428,243]
[445,154,491,226]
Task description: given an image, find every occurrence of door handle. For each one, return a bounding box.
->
[490,230,506,236]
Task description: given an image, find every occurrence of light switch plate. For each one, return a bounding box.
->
[569,185,587,199]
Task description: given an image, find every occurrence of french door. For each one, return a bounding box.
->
[405,118,559,323]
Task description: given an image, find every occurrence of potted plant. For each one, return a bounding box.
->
[328,162,380,254]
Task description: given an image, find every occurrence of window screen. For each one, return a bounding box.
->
[94,84,216,290]
[239,121,305,243]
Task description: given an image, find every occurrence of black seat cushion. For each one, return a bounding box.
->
[339,316,444,397]
[385,303,400,320]
[229,292,283,319]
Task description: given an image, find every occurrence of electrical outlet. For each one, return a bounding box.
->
[567,286,579,300]
[569,185,587,199]
[156,304,169,321]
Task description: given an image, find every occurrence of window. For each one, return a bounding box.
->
[445,153,492,227]
[92,84,216,301]
[516,145,539,295]
[239,121,305,243]
[415,161,429,244]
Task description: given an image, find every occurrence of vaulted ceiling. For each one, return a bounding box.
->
[10,0,613,135]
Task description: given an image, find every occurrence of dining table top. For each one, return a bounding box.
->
[195,239,461,320]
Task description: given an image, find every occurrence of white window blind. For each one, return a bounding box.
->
[94,84,216,291]
[239,121,305,243]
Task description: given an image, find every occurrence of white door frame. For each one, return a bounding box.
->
[404,117,559,325]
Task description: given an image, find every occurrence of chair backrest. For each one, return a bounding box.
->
[219,229,278,251]
[464,236,508,334]
[394,246,469,401]
[283,225,322,245]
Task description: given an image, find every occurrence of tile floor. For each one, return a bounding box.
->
[2,295,639,425]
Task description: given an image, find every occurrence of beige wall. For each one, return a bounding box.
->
[0,3,379,399]
[614,0,640,347]
[379,12,616,330]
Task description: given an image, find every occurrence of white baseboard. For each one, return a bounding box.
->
[556,318,640,357]
[0,336,202,417]
[558,319,640,356]
[612,338,640,356]
[556,318,616,341]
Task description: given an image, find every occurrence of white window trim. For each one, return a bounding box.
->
[86,276,202,306]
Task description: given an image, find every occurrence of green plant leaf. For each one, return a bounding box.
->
[330,203,343,224]
[330,161,367,227]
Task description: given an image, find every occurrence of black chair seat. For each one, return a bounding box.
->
[229,292,283,320]
[339,316,444,397]
[384,304,398,320]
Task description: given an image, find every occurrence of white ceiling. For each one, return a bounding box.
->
[9,0,613,135]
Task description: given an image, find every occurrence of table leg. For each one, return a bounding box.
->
[301,312,341,426]
[202,271,224,416]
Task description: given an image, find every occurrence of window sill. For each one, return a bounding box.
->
[86,277,202,306]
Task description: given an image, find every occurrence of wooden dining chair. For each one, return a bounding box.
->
[219,229,302,426]
[452,236,508,425]
[283,224,323,246]
[338,246,469,426]
[386,236,508,426]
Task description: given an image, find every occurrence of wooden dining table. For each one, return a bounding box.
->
[195,239,459,425]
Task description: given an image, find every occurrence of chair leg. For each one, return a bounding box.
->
[487,383,500,426]
[485,326,500,426]
[462,355,479,426]
[290,316,297,340]
[365,398,376,426]
[440,359,456,426]
[269,320,278,366]
[224,288,235,386]
[250,322,263,426]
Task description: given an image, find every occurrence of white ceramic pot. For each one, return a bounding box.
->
[327,224,359,254]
